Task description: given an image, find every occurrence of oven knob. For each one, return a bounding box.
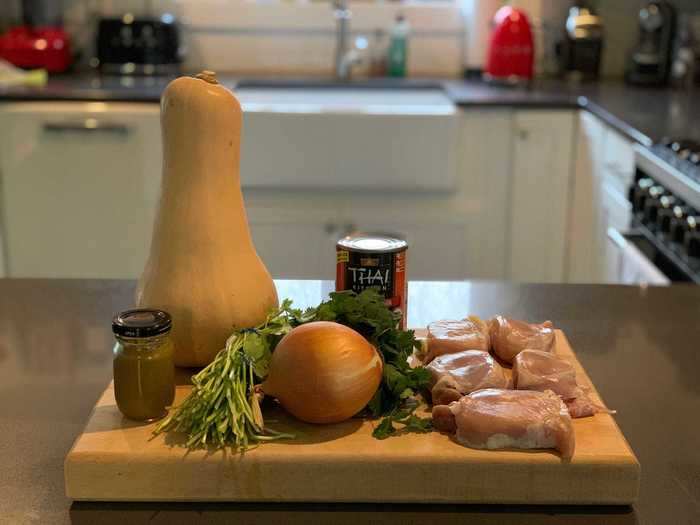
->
[685,216,700,258]
[632,178,655,213]
[656,195,678,234]
[679,148,694,161]
[670,206,691,244]
[642,186,666,227]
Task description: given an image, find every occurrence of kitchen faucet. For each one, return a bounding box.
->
[333,0,365,80]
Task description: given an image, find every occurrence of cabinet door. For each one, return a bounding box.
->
[509,111,575,283]
[248,203,473,282]
[456,109,512,280]
[0,218,5,277]
[604,226,624,284]
[602,128,636,195]
[248,221,334,280]
[346,213,472,281]
[244,192,343,280]
[0,103,161,278]
[600,182,632,283]
[567,111,606,283]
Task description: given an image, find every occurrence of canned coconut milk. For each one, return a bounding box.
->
[336,234,408,327]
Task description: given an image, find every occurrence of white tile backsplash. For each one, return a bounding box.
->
[178,2,464,76]
[59,0,464,76]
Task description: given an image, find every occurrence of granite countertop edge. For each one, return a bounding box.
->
[2,74,695,147]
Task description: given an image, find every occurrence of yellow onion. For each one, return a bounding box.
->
[261,321,383,424]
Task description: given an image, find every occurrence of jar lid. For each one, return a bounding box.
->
[112,309,172,338]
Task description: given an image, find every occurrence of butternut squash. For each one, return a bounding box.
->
[136,71,278,367]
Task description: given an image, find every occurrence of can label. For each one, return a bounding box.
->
[336,248,407,328]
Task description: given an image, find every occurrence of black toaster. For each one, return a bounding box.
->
[95,15,183,74]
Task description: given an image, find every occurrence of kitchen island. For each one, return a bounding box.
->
[1,279,698,524]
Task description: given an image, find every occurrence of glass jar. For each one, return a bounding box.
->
[112,309,175,422]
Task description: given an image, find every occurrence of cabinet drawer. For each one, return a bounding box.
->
[510,111,575,283]
[348,218,472,281]
[248,219,337,280]
[602,128,635,192]
[602,182,632,233]
[0,102,161,278]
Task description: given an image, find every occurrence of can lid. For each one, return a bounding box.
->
[112,309,172,338]
[337,233,408,254]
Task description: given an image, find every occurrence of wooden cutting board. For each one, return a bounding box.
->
[65,330,640,504]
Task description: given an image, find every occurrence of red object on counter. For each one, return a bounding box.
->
[0,26,72,73]
[484,6,534,84]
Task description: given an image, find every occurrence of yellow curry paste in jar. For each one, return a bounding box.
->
[112,309,175,421]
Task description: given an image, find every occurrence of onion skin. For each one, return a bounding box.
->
[261,321,383,424]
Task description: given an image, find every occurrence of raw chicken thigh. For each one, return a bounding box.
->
[426,350,510,406]
[432,389,575,460]
[489,316,555,363]
[512,349,581,399]
[425,317,490,363]
[512,349,613,418]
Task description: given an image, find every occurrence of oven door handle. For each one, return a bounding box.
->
[609,229,671,286]
[43,119,131,135]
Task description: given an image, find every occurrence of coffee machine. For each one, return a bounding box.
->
[557,2,604,81]
[626,0,677,86]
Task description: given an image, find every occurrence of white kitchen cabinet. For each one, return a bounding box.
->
[246,194,480,282]
[567,113,636,284]
[509,110,576,283]
[0,100,495,282]
[602,127,636,195]
[598,130,635,284]
[337,109,512,281]
[0,226,5,277]
[0,98,635,285]
[0,102,161,278]
[455,109,512,280]
[244,108,513,283]
[345,213,472,281]
[567,111,606,283]
[600,182,633,283]
[245,198,340,280]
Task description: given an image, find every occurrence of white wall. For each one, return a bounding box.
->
[459,0,500,71]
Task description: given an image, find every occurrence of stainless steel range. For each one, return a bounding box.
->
[631,139,700,283]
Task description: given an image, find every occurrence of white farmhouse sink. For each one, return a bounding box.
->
[236,87,458,191]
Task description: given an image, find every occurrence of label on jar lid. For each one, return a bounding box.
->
[112,309,172,338]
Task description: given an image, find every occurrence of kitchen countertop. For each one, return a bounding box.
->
[2,73,700,146]
[1,278,698,525]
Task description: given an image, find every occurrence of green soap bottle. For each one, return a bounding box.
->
[388,14,410,77]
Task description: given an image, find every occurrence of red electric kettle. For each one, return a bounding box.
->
[484,5,534,84]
